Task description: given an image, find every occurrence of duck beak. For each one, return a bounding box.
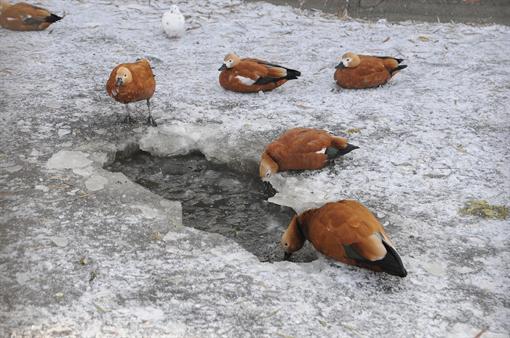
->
[283,252,292,261]
[262,181,276,196]
[335,62,345,69]
[218,64,227,71]
[115,77,123,87]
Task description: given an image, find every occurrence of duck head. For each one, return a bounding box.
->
[336,52,361,69]
[219,52,240,71]
[259,152,279,180]
[115,66,132,87]
[281,215,306,260]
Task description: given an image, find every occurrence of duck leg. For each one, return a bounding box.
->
[146,99,157,127]
[123,104,135,124]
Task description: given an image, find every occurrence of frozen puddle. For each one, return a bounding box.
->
[107,151,318,262]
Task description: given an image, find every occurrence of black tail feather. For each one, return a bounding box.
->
[45,14,63,23]
[326,143,359,159]
[256,59,301,79]
[254,68,301,85]
[285,68,301,80]
[371,241,407,277]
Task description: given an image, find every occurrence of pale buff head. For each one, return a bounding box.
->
[115,66,132,87]
[337,52,361,68]
[281,215,305,258]
[222,53,241,69]
[259,152,279,180]
[0,0,11,12]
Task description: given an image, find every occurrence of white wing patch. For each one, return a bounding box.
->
[236,76,256,86]
[315,148,327,154]
[389,72,400,81]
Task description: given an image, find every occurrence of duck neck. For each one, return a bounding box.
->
[293,216,306,241]
[297,209,317,239]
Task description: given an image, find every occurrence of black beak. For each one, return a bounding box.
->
[218,64,227,71]
[335,62,346,69]
[283,252,292,261]
[262,181,276,197]
[115,77,123,87]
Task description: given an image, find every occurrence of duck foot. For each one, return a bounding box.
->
[146,116,157,127]
[122,114,137,124]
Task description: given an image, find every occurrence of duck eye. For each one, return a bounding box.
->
[123,74,127,77]
[284,243,288,246]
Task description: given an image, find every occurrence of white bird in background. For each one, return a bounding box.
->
[162,5,185,38]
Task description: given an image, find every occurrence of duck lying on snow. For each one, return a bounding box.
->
[282,200,407,277]
[218,52,301,93]
[0,1,62,31]
[334,52,407,89]
[259,127,358,179]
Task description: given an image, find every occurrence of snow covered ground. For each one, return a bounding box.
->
[1,0,509,336]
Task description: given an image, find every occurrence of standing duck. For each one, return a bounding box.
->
[0,1,62,31]
[259,128,358,179]
[334,52,407,89]
[281,200,407,277]
[218,53,301,93]
[106,59,157,126]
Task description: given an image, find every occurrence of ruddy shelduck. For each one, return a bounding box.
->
[106,59,157,126]
[0,1,62,31]
[218,53,301,93]
[282,200,407,277]
[259,128,358,179]
[334,52,407,89]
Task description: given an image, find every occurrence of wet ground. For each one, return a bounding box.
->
[108,151,318,262]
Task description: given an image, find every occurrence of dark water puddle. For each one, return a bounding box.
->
[107,151,317,262]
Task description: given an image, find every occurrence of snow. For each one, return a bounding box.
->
[46,150,93,170]
[50,236,69,248]
[5,165,22,173]
[140,124,216,157]
[0,0,509,337]
[84,173,108,191]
